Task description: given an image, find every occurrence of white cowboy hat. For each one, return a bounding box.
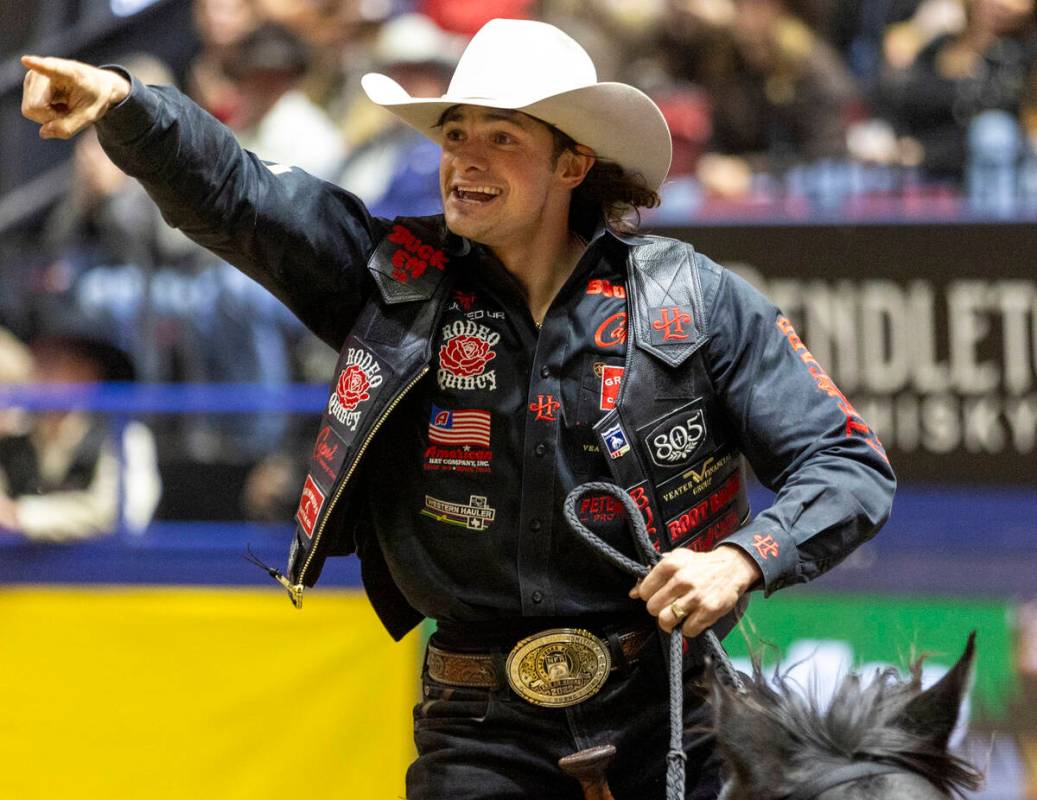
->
[361,18,673,192]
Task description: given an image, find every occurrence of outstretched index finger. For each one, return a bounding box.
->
[20,55,79,81]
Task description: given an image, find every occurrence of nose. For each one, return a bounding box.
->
[450,138,490,173]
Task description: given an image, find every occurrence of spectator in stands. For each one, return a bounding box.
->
[335,13,464,217]
[0,328,33,439]
[677,0,861,197]
[221,22,345,179]
[187,0,261,120]
[0,336,161,542]
[822,0,965,84]
[877,0,1037,179]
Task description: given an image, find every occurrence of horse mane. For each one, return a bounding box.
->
[716,655,984,798]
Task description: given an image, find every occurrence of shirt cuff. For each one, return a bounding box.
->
[718,526,798,596]
[96,67,158,142]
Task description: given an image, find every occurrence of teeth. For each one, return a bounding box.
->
[456,185,501,196]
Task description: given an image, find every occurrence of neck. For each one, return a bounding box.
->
[488,208,586,327]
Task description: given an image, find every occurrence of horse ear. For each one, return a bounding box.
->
[898,632,976,750]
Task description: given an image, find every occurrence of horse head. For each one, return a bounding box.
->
[712,633,982,800]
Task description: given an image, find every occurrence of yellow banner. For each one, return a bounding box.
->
[0,586,418,799]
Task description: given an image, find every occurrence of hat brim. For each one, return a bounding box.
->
[361,72,672,192]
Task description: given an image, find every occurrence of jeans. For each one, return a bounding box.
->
[407,631,723,799]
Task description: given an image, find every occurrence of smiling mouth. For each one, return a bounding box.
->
[452,185,502,204]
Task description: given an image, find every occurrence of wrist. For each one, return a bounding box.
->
[105,71,131,109]
[717,543,763,594]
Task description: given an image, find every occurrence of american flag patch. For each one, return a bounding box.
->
[428,405,491,447]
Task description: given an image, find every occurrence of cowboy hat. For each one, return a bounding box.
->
[361,18,673,192]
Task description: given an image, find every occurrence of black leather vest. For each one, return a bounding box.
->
[286,218,749,640]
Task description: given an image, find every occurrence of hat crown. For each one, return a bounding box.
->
[447,19,597,105]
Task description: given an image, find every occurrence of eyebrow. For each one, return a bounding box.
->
[436,106,530,129]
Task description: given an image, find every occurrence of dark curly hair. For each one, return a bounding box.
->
[549,125,661,233]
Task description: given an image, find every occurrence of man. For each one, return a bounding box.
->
[21,18,894,798]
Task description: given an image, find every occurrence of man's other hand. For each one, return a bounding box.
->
[21,56,130,140]
[629,545,761,638]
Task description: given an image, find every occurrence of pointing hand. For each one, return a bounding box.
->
[21,55,130,140]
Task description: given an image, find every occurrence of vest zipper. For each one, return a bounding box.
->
[287,364,431,608]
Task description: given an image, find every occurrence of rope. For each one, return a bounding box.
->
[563,481,745,800]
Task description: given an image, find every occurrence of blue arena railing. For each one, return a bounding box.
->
[1,381,1035,596]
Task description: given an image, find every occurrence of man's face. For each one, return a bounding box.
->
[438,105,569,248]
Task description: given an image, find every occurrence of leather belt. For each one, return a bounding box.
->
[426,626,655,707]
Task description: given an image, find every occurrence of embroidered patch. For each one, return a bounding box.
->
[595,363,624,411]
[644,405,707,469]
[295,475,326,538]
[311,425,347,483]
[529,394,561,422]
[438,320,499,391]
[665,471,742,544]
[602,423,631,459]
[578,494,624,525]
[428,405,491,447]
[649,305,695,344]
[657,451,737,506]
[594,312,628,349]
[687,508,742,552]
[776,316,888,461]
[423,445,493,474]
[421,494,496,530]
[752,534,780,559]
[386,224,448,283]
[329,348,384,432]
[628,483,660,550]
[586,278,626,298]
[451,290,477,311]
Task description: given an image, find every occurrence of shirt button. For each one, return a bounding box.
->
[532,591,544,604]
[539,365,551,378]
[529,519,542,532]
[534,442,547,457]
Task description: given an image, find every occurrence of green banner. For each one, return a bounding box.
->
[726,592,1017,721]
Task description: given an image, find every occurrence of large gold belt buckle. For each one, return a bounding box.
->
[505,628,611,707]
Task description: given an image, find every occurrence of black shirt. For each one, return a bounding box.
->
[367,230,646,623]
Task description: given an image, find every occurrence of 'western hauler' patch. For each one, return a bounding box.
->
[438,319,499,391]
[296,475,326,538]
[640,402,707,470]
[421,494,496,530]
[329,347,384,432]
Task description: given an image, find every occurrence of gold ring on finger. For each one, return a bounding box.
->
[669,600,688,622]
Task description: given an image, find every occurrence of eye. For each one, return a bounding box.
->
[443,128,464,142]
[492,132,515,145]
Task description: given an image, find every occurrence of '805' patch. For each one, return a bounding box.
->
[639,401,708,471]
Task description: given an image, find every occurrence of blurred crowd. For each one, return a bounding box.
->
[4,0,1037,534]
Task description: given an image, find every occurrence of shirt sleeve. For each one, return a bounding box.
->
[94,71,384,351]
[703,260,896,594]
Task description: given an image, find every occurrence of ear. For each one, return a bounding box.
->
[898,632,976,751]
[557,144,595,188]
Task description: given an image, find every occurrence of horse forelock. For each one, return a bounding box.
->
[716,659,982,799]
